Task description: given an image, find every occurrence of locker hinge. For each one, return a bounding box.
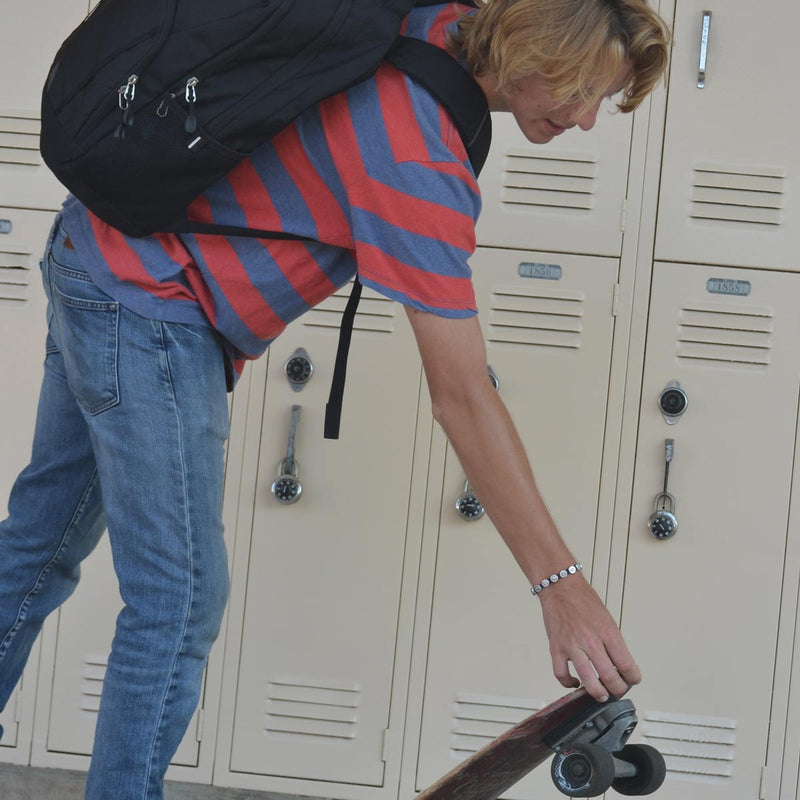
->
[759,765,768,799]
[381,728,390,762]
[612,283,620,317]
[195,708,205,743]
[619,197,628,232]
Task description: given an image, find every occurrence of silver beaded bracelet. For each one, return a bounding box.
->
[530,563,583,596]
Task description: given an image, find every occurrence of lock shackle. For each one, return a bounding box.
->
[277,456,300,479]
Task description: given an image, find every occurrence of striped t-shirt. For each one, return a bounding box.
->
[60,3,482,386]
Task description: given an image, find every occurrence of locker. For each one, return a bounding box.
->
[655,2,800,269]
[414,247,620,799]
[476,104,633,257]
[225,285,424,786]
[621,262,800,800]
[0,208,50,513]
[0,0,87,211]
[32,536,204,770]
[0,207,52,763]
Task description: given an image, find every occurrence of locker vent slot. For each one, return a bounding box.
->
[488,285,584,349]
[0,114,40,167]
[302,281,396,334]
[641,709,736,781]
[677,301,774,366]
[80,655,108,714]
[501,150,596,212]
[265,677,360,740]
[0,245,33,305]
[449,694,542,759]
[691,164,784,226]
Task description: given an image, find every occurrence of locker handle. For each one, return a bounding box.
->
[271,405,303,504]
[454,365,499,521]
[697,11,712,88]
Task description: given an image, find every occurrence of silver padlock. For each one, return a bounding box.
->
[456,480,485,521]
[271,457,302,504]
[649,492,677,539]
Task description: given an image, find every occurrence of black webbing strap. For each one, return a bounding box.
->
[324,275,363,439]
[170,220,313,241]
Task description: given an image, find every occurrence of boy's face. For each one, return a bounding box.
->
[483,60,632,145]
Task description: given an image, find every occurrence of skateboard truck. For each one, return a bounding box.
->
[546,699,666,797]
[414,689,665,800]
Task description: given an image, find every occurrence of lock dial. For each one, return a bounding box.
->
[649,509,678,540]
[456,480,485,521]
[284,348,314,390]
[272,474,302,504]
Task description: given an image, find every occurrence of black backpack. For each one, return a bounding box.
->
[40,0,491,238]
[40,0,492,438]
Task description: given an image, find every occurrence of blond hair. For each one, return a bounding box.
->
[449,0,671,112]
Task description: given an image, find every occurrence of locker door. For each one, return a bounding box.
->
[621,263,800,800]
[35,536,203,769]
[655,2,800,268]
[476,106,633,256]
[227,286,423,786]
[0,0,87,210]
[0,208,52,761]
[415,248,619,798]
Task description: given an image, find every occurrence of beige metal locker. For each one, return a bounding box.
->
[655,2,800,269]
[414,247,620,799]
[32,536,203,770]
[476,107,633,256]
[0,0,87,211]
[621,262,800,800]
[0,207,53,763]
[224,285,424,787]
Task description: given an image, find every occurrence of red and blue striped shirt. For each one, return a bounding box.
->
[61,3,481,386]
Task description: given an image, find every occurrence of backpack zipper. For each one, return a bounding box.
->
[113,0,177,139]
[115,74,138,139]
[184,76,199,133]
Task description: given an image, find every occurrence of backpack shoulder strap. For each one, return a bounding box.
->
[385,35,491,176]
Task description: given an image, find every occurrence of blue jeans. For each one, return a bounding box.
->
[0,218,231,799]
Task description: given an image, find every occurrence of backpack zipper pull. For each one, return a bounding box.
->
[184,76,199,133]
[115,74,138,139]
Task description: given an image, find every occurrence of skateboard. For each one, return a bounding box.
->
[416,689,666,800]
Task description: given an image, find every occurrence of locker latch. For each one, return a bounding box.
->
[697,11,712,89]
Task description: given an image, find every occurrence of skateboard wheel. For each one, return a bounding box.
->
[612,744,667,796]
[551,743,616,797]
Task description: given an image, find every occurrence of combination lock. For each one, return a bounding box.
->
[456,480,485,521]
[271,458,302,504]
[648,492,678,540]
[271,405,303,504]
[648,439,678,540]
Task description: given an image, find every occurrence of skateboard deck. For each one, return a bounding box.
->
[416,688,665,800]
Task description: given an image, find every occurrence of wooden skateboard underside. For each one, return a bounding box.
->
[417,689,600,800]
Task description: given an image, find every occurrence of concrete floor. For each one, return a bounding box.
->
[0,763,313,800]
